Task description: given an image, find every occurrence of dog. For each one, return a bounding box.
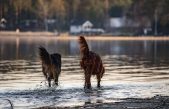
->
[78,36,105,89]
[39,46,61,87]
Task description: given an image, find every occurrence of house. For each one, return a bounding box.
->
[0,18,7,29]
[109,16,151,35]
[107,6,152,35]
[70,20,104,35]
[70,20,84,35]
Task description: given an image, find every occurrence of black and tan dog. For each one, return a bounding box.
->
[39,47,61,87]
[78,36,105,89]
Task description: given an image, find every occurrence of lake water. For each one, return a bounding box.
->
[0,36,169,108]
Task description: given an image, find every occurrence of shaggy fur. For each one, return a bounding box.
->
[78,36,105,89]
[39,47,61,87]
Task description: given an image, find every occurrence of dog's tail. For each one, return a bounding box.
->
[39,46,51,65]
[78,36,89,56]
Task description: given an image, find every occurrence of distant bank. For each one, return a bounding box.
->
[0,31,56,37]
[1,31,169,41]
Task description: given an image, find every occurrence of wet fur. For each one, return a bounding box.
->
[39,47,61,87]
[78,36,105,89]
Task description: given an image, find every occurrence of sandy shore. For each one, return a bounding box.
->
[34,95,169,109]
[1,31,169,41]
[0,31,55,36]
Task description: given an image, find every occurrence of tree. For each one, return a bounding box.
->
[0,0,9,19]
[35,0,66,31]
[51,0,66,31]
[12,0,32,28]
[128,0,169,35]
[64,0,80,21]
[35,0,51,31]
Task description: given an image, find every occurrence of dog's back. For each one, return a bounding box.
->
[51,53,61,73]
[39,47,61,87]
[81,51,104,76]
[88,52,104,76]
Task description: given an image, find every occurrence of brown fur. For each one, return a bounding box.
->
[78,36,105,89]
[39,47,61,87]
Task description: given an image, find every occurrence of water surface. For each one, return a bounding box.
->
[0,36,169,108]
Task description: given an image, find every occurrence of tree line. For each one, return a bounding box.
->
[0,0,169,34]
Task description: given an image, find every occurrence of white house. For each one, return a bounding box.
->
[70,20,93,35]
[110,17,140,28]
[70,25,82,34]
[109,16,151,35]
[0,18,7,29]
[70,20,104,35]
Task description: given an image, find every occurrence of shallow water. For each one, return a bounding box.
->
[0,36,169,108]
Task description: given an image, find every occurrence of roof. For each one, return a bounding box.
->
[71,20,93,27]
[82,21,93,28]
[1,18,7,23]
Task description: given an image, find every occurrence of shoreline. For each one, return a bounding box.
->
[34,95,169,109]
[1,31,169,41]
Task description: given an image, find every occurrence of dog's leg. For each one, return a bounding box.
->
[53,67,60,86]
[54,74,59,86]
[47,76,51,87]
[42,66,48,79]
[84,68,91,89]
[85,74,91,89]
[97,74,101,88]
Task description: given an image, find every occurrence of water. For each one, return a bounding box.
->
[0,36,169,108]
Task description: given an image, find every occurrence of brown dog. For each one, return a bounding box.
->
[78,36,105,89]
[39,47,61,87]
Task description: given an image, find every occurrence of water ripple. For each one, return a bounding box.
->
[0,55,169,108]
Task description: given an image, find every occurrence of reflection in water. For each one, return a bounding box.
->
[1,37,169,60]
[0,37,169,108]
